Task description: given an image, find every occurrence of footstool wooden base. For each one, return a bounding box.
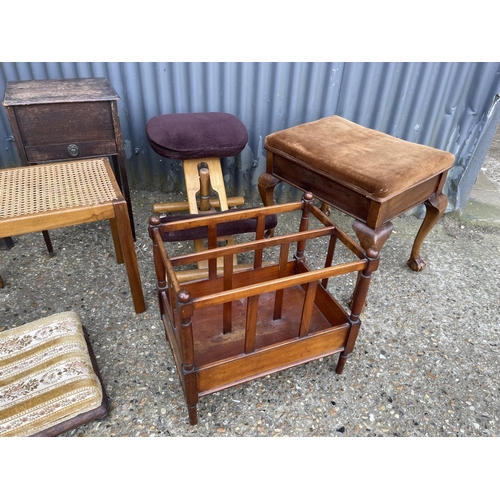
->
[259,115,455,270]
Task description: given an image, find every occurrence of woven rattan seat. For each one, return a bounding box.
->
[0,157,145,313]
[0,159,118,218]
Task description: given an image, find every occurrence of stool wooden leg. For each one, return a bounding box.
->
[0,237,15,250]
[258,173,280,207]
[112,199,146,314]
[188,405,198,425]
[337,222,392,372]
[42,230,54,256]
[407,193,447,272]
[352,220,394,260]
[111,153,136,241]
[109,218,124,264]
[258,173,281,237]
[349,220,393,310]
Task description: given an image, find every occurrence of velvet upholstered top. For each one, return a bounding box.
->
[265,115,455,202]
[146,112,248,160]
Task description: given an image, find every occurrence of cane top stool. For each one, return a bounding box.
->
[146,112,249,277]
[0,157,145,313]
[259,115,455,270]
[0,312,108,436]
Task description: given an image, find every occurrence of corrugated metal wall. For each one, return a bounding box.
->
[1,62,499,211]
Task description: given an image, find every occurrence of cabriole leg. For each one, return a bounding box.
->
[407,193,447,272]
[258,173,281,237]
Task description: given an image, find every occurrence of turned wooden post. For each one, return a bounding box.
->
[178,289,198,425]
[322,232,338,289]
[336,220,393,373]
[198,166,213,213]
[273,241,290,320]
[149,216,167,317]
[295,192,314,266]
[336,255,379,374]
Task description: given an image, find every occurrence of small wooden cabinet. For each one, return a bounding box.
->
[2,77,136,238]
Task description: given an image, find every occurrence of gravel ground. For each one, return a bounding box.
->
[2,136,499,495]
[1,125,499,442]
[1,186,499,438]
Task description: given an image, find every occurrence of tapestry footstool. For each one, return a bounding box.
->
[0,312,108,437]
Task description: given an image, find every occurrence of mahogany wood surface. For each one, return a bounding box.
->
[259,149,451,272]
[149,195,376,424]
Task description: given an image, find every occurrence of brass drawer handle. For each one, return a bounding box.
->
[67,144,80,157]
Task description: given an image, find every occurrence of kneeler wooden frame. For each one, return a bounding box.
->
[153,157,245,278]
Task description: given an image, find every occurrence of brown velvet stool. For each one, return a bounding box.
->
[258,115,455,271]
[146,112,249,276]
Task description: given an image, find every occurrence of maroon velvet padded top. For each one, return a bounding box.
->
[146,112,248,160]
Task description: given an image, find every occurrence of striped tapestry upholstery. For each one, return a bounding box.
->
[0,312,104,437]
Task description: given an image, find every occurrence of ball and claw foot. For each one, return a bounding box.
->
[407,257,427,272]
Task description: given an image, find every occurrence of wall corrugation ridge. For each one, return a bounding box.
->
[1,62,499,210]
